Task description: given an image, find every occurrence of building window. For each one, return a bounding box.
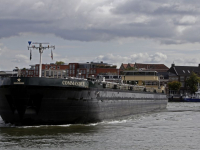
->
[53,66,56,69]
[57,66,60,69]
[181,82,185,87]
[180,76,185,81]
[54,71,57,78]
[58,71,61,78]
[46,71,49,77]
[45,66,48,69]
[42,71,44,77]
[35,66,39,70]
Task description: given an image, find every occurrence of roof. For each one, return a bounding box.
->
[127,63,135,68]
[135,63,169,71]
[168,65,200,76]
[157,72,169,79]
[120,63,128,70]
[123,64,128,68]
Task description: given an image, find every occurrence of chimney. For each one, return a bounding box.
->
[171,63,175,67]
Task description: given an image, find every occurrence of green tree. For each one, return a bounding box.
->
[167,81,181,91]
[55,61,65,65]
[186,72,200,94]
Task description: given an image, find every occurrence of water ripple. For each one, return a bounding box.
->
[1,102,200,150]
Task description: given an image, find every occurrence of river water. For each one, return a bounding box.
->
[0,102,200,150]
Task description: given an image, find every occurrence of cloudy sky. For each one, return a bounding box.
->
[1,0,200,70]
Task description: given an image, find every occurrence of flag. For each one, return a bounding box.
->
[51,49,53,60]
[28,41,32,46]
[30,50,32,60]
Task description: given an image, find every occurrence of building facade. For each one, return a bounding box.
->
[168,63,200,95]
[120,62,169,86]
[123,70,165,93]
[18,61,119,79]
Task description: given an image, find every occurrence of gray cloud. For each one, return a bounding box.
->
[1,0,200,44]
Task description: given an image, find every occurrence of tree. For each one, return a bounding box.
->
[167,81,181,91]
[186,72,200,94]
[55,61,65,65]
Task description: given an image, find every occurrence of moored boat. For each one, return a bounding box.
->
[184,91,200,102]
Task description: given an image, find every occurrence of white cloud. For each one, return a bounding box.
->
[13,54,29,63]
[93,52,168,67]
[151,52,168,62]
[31,1,45,10]
[0,44,8,56]
[179,16,197,24]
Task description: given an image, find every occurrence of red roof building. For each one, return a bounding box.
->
[20,61,118,79]
[120,63,128,70]
[134,63,169,72]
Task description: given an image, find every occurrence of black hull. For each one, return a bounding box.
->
[0,77,168,125]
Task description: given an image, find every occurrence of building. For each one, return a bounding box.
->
[168,63,200,95]
[68,62,118,78]
[17,61,119,79]
[123,70,165,93]
[96,73,121,82]
[34,63,69,78]
[120,62,169,86]
[119,63,128,70]
[123,70,159,87]
[19,63,69,78]
[134,63,169,72]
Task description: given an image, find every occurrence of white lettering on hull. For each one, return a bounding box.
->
[62,81,88,88]
[14,82,24,84]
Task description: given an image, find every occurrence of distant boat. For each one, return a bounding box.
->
[183,90,200,102]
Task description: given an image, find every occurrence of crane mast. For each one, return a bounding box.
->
[28,42,55,77]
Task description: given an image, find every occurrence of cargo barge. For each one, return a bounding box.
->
[0,76,167,125]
